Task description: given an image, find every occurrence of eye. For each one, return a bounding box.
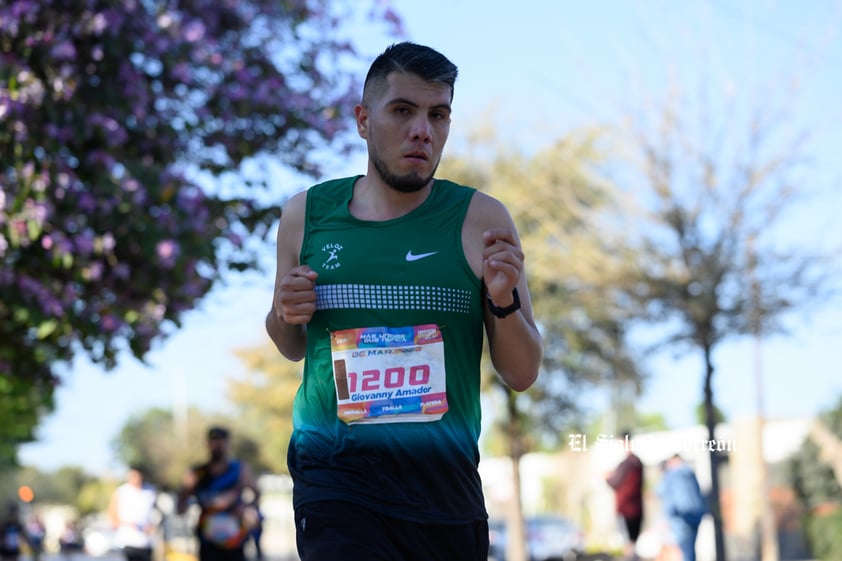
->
[431,109,451,122]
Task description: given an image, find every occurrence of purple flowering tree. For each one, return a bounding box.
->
[0,0,401,466]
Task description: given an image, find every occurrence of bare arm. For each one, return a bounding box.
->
[176,469,197,515]
[265,191,317,361]
[107,491,119,528]
[464,192,543,391]
[239,461,260,505]
[606,457,630,489]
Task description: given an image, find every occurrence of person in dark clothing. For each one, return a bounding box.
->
[177,426,260,561]
[0,503,28,561]
[606,431,644,561]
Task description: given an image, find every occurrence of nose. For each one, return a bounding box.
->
[410,115,433,143]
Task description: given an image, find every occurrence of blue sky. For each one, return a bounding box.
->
[20,0,842,474]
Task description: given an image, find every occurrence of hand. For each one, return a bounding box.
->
[275,265,318,324]
[482,229,523,305]
[211,489,239,510]
[182,470,197,490]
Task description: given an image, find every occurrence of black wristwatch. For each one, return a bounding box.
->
[486,288,521,318]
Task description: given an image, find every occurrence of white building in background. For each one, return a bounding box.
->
[478,417,814,561]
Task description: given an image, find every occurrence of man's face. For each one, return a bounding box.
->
[208,435,229,461]
[127,469,143,488]
[356,72,452,193]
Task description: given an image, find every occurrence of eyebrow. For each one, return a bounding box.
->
[387,97,452,113]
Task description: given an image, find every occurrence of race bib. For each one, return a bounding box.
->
[201,513,242,545]
[330,324,448,424]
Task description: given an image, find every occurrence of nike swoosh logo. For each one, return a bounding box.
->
[405,250,439,262]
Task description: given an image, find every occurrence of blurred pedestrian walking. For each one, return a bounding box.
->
[605,431,644,561]
[24,515,45,561]
[657,455,708,561]
[109,466,160,561]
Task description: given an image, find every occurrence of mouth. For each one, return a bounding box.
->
[404,151,429,162]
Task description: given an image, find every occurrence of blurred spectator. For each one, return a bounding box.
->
[59,521,84,561]
[25,515,45,561]
[177,426,260,561]
[657,455,708,561]
[109,466,160,561]
[605,431,644,561]
[0,502,28,561]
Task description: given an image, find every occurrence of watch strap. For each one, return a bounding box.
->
[487,288,521,318]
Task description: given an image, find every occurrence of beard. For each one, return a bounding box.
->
[371,153,437,193]
[210,448,225,462]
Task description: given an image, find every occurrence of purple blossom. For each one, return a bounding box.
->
[113,263,130,279]
[83,261,104,282]
[0,0,403,434]
[182,20,206,43]
[100,314,123,333]
[156,239,180,267]
[50,41,76,60]
[74,229,96,255]
[78,192,96,213]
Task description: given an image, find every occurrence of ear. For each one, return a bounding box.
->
[354,104,368,139]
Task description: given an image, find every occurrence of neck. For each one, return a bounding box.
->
[350,175,433,221]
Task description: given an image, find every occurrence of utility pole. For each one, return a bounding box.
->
[173,369,189,450]
[750,234,778,561]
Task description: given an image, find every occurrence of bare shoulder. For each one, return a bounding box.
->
[465,190,517,233]
[462,190,519,276]
[281,189,308,224]
[275,189,308,246]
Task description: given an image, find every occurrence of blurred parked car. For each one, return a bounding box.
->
[488,515,584,561]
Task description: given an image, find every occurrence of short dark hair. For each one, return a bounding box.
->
[362,42,458,104]
[207,426,230,440]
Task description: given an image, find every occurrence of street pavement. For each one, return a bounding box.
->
[21,548,615,561]
[21,554,123,561]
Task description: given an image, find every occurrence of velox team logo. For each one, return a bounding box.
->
[320,242,343,270]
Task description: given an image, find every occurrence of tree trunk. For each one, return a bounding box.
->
[703,344,727,561]
[506,392,528,561]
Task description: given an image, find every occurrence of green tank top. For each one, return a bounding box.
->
[288,175,487,523]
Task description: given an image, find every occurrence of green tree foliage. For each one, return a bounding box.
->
[694,401,726,426]
[76,477,116,516]
[0,375,53,471]
[804,510,842,561]
[585,410,671,438]
[440,130,646,453]
[636,412,670,433]
[0,0,400,467]
[791,398,842,561]
[3,464,97,509]
[227,344,302,475]
[5,464,114,514]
